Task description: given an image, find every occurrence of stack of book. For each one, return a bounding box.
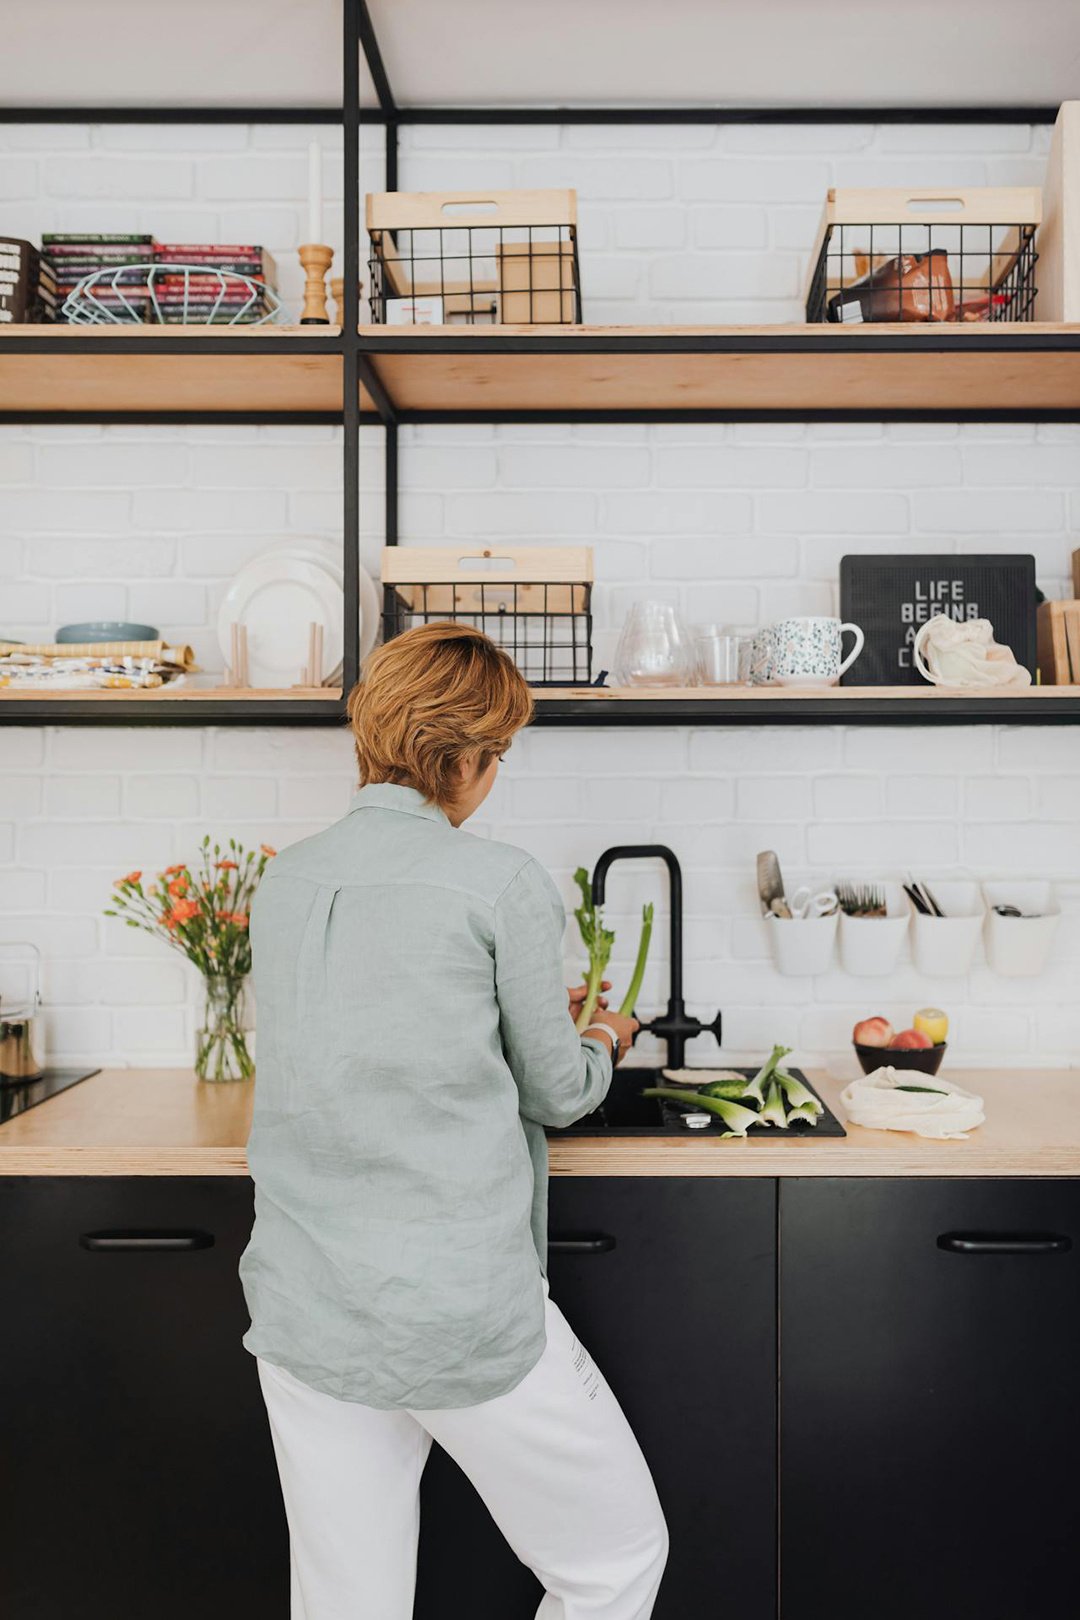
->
[41,233,156,319]
[0,237,59,323]
[152,243,278,323]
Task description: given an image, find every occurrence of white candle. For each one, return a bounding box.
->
[307,140,322,245]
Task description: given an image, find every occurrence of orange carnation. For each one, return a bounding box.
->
[119,870,142,886]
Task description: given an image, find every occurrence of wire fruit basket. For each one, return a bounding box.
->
[367,189,581,325]
[60,264,283,325]
[381,546,593,685]
[805,188,1040,324]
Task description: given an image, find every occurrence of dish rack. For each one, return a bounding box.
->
[805,187,1041,324]
[366,189,581,325]
[380,546,593,685]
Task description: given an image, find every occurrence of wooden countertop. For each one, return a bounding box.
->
[0,1067,1078,1177]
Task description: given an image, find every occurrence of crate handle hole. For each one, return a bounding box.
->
[441,201,499,217]
[459,555,516,571]
[907,197,965,214]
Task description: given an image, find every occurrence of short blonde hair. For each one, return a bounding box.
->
[347,622,533,807]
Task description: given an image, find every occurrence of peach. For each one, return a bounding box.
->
[890,1028,933,1050]
[853,1016,894,1047]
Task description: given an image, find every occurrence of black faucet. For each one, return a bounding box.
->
[591,844,722,1070]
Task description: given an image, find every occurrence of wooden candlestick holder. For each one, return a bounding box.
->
[298,243,333,324]
[329,276,344,327]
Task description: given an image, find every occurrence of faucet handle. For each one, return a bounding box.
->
[702,1010,723,1046]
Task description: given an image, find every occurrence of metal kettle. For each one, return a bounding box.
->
[0,942,45,1083]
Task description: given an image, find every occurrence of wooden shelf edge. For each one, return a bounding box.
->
[534,684,1080,701]
[0,685,342,701]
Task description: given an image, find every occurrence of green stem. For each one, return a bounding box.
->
[618,903,654,1017]
[575,958,605,1033]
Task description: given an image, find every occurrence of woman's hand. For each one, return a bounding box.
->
[567,981,610,1020]
[580,1008,640,1066]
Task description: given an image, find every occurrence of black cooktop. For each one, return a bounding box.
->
[0,1067,100,1124]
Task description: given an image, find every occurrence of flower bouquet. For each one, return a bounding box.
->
[106,837,275,1081]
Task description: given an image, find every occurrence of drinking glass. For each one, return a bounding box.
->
[612,602,697,686]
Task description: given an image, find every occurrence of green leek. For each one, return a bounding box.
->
[618,902,654,1017]
[760,1078,789,1129]
[775,1066,823,1115]
[742,1043,792,1108]
[573,866,615,1032]
[642,1087,760,1138]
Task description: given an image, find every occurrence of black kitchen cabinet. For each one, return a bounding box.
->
[0,1177,288,1620]
[779,1178,1080,1620]
[414,1177,777,1620]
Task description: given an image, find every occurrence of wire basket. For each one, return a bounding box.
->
[59,263,283,325]
[380,547,593,685]
[806,188,1041,324]
[367,190,581,326]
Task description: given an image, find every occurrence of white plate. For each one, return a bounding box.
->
[263,539,380,666]
[218,554,344,688]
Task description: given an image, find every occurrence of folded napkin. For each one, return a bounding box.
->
[0,639,197,669]
[840,1066,985,1139]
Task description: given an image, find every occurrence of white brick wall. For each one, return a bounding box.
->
[0,119,1077,1072]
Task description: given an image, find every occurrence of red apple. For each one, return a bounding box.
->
[853,1016,894,1048]
[890,1028,933,1050]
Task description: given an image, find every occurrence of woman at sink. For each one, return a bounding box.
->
[239,622,666,1620]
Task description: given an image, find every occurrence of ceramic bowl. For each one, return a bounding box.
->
[854,1041,947,1077]
[55,621,159,643]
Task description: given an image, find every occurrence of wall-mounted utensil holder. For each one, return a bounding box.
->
[838,882,909,977]
[767,912,839,977]
[805,186,1041,324]
[909,880,985,976]
[381,545,593,686]
[982,881,1061,977]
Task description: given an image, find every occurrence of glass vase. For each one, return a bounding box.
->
[195,973,254,1083]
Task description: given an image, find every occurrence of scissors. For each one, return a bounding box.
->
[788,886,839,920]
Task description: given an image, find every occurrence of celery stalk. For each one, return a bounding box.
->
[573,866,615,1033]
[642,1086,761,1137]
[618,903,654,1017]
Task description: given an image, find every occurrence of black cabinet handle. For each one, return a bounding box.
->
[79,1229,214,1252]
[938,1232,1072,1256]
[549,1234,616,1255]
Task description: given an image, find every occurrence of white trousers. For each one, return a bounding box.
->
[256,1293,668,1620]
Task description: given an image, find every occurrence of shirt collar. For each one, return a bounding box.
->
[348,782,451,826]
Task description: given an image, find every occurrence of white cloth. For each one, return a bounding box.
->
[256,1289,668,1620]
[913,613,1031,689]
[840,1065,986,1139]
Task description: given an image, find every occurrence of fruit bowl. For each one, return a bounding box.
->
[854,1041,947,1077]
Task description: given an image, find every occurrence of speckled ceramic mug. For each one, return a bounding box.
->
[771,616,865,687]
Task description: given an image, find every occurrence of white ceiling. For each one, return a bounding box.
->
[0,0,1077,110]
[370,0,1080,110]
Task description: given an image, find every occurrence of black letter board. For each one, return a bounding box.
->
[839,554,1036,685]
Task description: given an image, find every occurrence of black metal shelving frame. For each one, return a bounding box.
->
[0,0,1076,726]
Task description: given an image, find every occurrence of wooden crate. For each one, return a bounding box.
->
[380,546,593,684]
[1037,600,1080,684]
[805,186,1042,319]
[1034,102,1080,321]
[366,190,578,325]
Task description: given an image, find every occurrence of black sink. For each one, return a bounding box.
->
[549,1065,846,1138]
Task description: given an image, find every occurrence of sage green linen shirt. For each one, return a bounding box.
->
[238,782,612,1409]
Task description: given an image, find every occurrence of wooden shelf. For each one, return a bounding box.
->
[357,322,1080,420]
[5,682,1077,726]
[531,684,1080,725]
[0,686,345,725]
[0,325,343,418]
